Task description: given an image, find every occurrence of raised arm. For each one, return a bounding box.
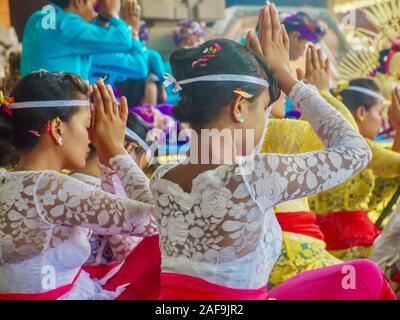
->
[368,140,400,178]
[244,6,370,210]
[249,81,371,209]
[61,15,133,55]
[90,40,149,81]
[33,170,157,237]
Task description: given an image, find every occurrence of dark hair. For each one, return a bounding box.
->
[170,39,280,127]
[0,70,90,153]
[126,112,149,144]
[52,0,88,9]
[335,78,381,112]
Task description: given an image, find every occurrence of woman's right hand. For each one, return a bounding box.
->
[297,45,330,91]
[90,80,129,166]
[99,0,121,19]
[121,0,141,34]
[245,3,297,96]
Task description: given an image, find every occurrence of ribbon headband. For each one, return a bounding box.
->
[163,73,270,94]
[9,100,91,109]
[125,127,150,152]
[341,86,384,102]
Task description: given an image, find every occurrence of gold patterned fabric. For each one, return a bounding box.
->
[308,99,400,260]
[368,177,400,226]
[268,231,341,288]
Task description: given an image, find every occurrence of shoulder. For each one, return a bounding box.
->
[151,161,181,185]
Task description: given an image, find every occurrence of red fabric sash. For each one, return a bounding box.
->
[0,269,82,300]
[316,211,381,251]
[392,271,400,282]
[103,236,161,300]
[82,262,118,280]
[276,211,325,241]
[160,273,268,300]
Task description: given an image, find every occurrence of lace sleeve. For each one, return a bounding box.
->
[245,82,372,210]
[107,154,154,204]
[33,170,158,236]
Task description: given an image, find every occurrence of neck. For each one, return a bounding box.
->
[189,126,236,166]
[17,145,65,172]
[76,157,101,178]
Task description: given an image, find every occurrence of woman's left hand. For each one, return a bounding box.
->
[297,45,330,91]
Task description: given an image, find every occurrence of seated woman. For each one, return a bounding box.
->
[151,4,394,300]
[72,113,161,300]
[0,70,157,300]
[309,79,400,261]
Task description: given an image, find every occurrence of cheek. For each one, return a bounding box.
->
[371,113,383,126]
[66,126,89,155]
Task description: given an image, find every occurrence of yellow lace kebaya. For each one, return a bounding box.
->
[308,110,400,261]
[368,177,400,226]
[263,90,350,288]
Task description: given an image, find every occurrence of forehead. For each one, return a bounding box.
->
[371,100,385,111]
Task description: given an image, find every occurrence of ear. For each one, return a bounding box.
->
[289,31,301,41]
[50,117,64,146]
[355,105,367,123]
[70,0,79,9]
[125,141,137,154]
[230,94,246,123]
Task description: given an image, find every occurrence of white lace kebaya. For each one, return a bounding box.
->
[150,81,372,290]
[0,155,157,299]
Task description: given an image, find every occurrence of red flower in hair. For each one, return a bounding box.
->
[44,121,52,134]
[0,92,14,118]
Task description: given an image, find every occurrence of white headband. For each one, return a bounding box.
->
[125,127,150,151]
[342,86,384,102]
[9,100,91,109]
[125,127,153,162]
[163,73,270,94]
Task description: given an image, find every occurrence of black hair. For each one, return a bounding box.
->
[334,78,381,112]
[52,0,88,9]
[86,113,150,162]
[0,70,90,154]
[126,112,149,144]
[170,39,280,127]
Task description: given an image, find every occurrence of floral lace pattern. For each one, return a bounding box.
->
[268,231,341,289]
[0,156,157,263]
[310,139,400,214]
[150,82,372,289]
[70,172,143,266]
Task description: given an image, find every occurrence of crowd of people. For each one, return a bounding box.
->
[0,0,400,300]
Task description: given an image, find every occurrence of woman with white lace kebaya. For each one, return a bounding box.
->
[152,4,395,300]
[0,71,158,300]
[72,113,161,300]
